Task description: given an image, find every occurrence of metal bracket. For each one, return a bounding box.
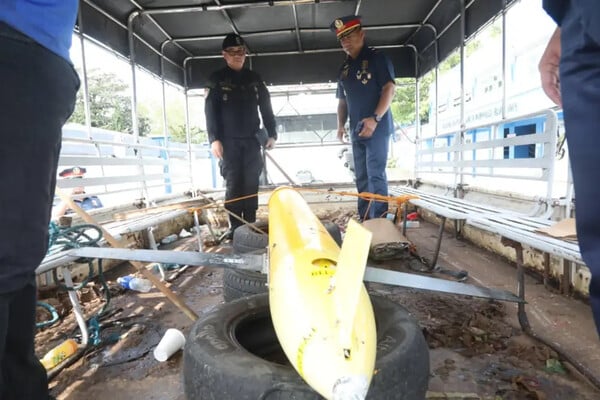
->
[68,247,521,304]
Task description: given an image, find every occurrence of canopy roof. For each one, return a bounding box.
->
[79,0,515,88]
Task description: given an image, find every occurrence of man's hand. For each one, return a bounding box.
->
[337,126,349,144]
[358,117,377,138]
[539,28,562,107]
[211,140,223,159]
[265,137,276,150]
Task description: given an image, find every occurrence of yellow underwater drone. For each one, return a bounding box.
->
[268,187,377,400]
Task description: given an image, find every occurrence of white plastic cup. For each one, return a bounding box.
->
[153,328,186,362]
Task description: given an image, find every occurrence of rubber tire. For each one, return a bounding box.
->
[224,220,342,301]
[183,293,430,400]
[223,267,269,302]
[232,219,342,253]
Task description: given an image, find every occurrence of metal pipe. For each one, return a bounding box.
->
[354,0,362,15]
[501,0,507,120]
[146,227,166,281]
[212,0,248,51]
[76,11,109,193]
[420,0,476,56]
[457,0,466,188]
[186,43,416,61]
[435,107,557,140]
[434,67,439,135]
[127,11,151,203]
[63,268,89,346]
[60,136,183,151]
[193,210,204,252]
[160,42,171,137]
[415,77,421,140]
[183,64,195,191]
[140,0,346,16]
[292,3,303,52]
[426,24,440,136]
[127,11,141,142]
[160,41,173,193]
[502,239,600,390]
[76,13,92,135]
[403,0,444,45]
[83,0,182,70]
[173,23,422,44]
[430,216,446,268]
[129,0,192,58]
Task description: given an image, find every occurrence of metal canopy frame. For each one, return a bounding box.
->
[78,0,517,88]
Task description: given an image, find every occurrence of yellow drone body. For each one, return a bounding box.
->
[268,187,376,400]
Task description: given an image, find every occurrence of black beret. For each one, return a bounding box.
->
[222,33,246,50]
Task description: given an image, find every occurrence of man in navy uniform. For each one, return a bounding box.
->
[205,33,277,238]
[0,1,80,398]
[539,1,600,338]
[331,15,396,221]
[53,167,104,218]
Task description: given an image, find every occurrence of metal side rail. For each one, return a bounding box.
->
[69,247,523,304]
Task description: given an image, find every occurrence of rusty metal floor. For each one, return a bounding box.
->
[43,218,600,399]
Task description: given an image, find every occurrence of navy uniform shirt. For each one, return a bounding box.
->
[76,196,103,211]
[336,45,395,140]
[63,195,103,215]
[205,66,277,143]
[543,0,569,24]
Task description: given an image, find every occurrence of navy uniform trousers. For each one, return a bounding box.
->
[0,23,79,399]
[560,3,600,337]
[352,132,390,220]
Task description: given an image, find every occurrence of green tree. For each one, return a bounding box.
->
[391,74,434,126]
[69,70,151,136]
[137,91,206,144]
[169,124,208,144]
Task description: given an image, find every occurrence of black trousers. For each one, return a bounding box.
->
[0,22,79,399]
[0,282,48,400]
[221,138,263,230]
[560,2,600,338]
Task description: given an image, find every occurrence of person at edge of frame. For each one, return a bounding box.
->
[0,1,81,399]
[53,166,104,219]
[540,0,600,338]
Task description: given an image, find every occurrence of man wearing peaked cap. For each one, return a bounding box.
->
[330,15,362,39]
[59,166,86,178]
[204,32,277,239]
[53,166,103,218]
[331,15,396,221]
